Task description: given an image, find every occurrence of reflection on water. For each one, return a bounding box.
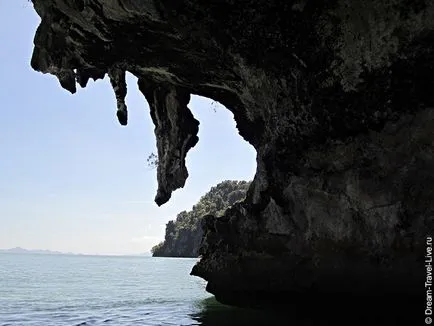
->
[191,297,286,326]
[191,295,419,326]
[0,254,421,326]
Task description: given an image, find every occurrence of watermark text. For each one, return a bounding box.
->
[426,236,433,325]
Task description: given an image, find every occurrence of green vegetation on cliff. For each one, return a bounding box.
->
[151,180,250,257]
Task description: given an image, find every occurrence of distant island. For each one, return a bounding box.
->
[0,247,76,255]
[0,248,154,257]
[151,180,250,257]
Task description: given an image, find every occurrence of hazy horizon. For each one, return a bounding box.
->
[0,2,256,255]
[0,246,153,256]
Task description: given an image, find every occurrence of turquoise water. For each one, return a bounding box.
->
[0,253,415,325]
[0,253,287,326]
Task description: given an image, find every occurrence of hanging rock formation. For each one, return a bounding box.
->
[30,0,433,313]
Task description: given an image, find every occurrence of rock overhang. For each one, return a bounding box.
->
[29,0,434,314]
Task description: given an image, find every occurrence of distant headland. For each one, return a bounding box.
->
[0,247,152,257]
[0,247,76,255]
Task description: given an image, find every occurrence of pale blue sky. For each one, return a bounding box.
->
[0,2,256,255]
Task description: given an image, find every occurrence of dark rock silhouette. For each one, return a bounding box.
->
[151,180,250,257]
[29,0,433,313]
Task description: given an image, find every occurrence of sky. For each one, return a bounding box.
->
[0,2,256,255]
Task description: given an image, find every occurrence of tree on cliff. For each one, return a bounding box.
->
[151,180,251,257]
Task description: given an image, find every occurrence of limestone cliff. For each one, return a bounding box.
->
[151,180,250,257]
[30,0,433,313]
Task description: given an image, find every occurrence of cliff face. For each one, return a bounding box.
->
[30,0,433,309]
[151,180,250,258]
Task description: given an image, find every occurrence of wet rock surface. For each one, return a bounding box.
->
[30,0,433,311]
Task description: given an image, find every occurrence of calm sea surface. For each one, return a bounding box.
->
[0,253,416,325]
[0,253,290,326]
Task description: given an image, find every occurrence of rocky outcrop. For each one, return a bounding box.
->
[151,180,250,257]
[30,0,433,311]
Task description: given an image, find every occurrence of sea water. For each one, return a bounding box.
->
[0,253,287,326]
[0,253,415,325]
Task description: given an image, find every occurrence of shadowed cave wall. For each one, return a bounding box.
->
[29,0,433,311]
